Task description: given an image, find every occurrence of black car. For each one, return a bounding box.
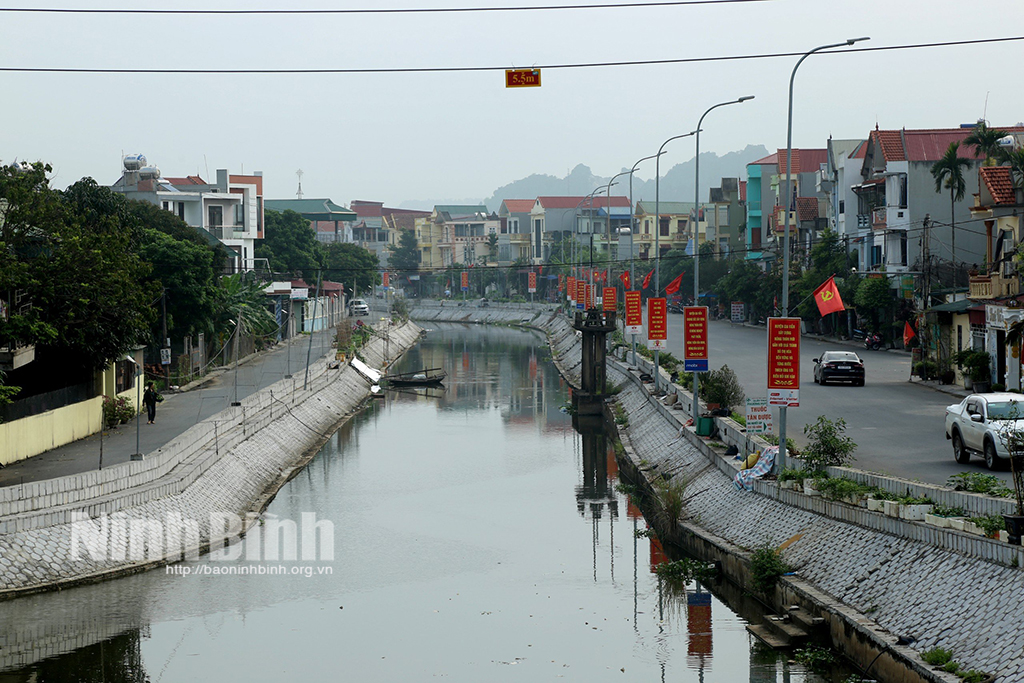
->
[813,351,865,386]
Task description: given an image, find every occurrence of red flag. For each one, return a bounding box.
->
[812,276,845,316]
[903,321,917,347]
[641,269,654,289]
[619,270,631,290]
[664,273,683,295]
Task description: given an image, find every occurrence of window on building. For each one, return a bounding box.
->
[208,205,223,229]
[839,199,845,215]
[162,201,169,211]
[178,202,186,220]
[871,245,882,267]
[898,174,908,208]
[115,358,136,394]
[899,232,908,265]
[234,203,245,228]
[659,218,669,237]
[644,219,650,235]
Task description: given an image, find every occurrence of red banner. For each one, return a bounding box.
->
[567,276,576,300]
[647,298,667,349]
[460,271,469,291]
[767,317,801,406]
[812,275,845,316]
[682,307,708,372]
[558,273,565,292]
[625,291,642,334]
[603,287,617,312]
[585,284,594,310]
[619,270,631,290]
[576,279,586,307]
[528,271,537,293]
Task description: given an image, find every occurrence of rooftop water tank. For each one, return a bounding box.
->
[123,153,147,171]
[139,165,161,180]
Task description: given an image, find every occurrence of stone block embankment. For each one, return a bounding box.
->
[543,312,1023,683]
[0,321,423,597]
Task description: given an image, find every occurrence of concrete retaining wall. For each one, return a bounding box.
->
[0,321,423,597]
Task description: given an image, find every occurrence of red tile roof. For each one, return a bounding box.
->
[749,152,779,166]
[165,175,206,186]
[869,126,1024,163]
[536,196,630,209]
[777,149,827,175]
[502,199,536,213]
[851,140,868,159]
[796,197,819,221]
[980,166,1017,206]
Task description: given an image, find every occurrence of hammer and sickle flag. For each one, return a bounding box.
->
[812,275,845,316]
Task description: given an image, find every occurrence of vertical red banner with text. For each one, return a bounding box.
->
[602,287,617,312]
[576,280,586,309]
[528,271,537,293]
[682,306,708,372]
[647,298,667,349]
[624,291,642,335]
[461,271,469,291]
[567,276,576,301]
[767,317,801,406]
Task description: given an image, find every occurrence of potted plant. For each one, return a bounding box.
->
[1000,422,1024,545]
[897,494,934,521]
[924,505,967,528]
[963,350,992,393]
[699,364,744,417]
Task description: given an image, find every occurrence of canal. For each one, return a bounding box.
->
[0,323,851,682]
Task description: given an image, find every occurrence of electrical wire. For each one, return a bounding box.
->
[0,0,770,14]
[1,36,1021,74]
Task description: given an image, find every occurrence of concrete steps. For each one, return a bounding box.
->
[746,607,821,649]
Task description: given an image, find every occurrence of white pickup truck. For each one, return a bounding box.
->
[944,392,1024,470]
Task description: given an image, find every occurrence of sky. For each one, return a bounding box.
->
[2,0,1023,207]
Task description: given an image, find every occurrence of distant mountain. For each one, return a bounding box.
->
[483,145,770,211]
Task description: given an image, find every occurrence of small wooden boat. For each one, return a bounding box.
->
[383,367,446,387]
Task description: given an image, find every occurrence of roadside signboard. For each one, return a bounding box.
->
[585,284,594,310]
[647,298,667,350]
[731,301,744,323]
[567,276,576,302]
[160,347,171,366]
[576,279,585,310]
[382,272,390,288]
[682,306,709,372]
[767,317,801,406]
[461,271,469,292]
[505,68,541,88]
[625,291,642,335]
[602,287,617,312]
[745,397,773,434]
[290,288,308,300]
[528,271,537,293]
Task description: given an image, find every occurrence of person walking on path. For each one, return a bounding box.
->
[142,382,160,424]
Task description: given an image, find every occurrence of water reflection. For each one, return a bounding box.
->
[0,323,845,682]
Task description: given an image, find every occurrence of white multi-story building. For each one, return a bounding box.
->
[112,155,264,272]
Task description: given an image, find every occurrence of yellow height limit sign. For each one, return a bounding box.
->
[505,68,541,88]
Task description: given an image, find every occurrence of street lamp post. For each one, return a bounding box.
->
[778,37,869,472]
[653,131,697,391]
[691,95,753,418]
[628,152,664,366]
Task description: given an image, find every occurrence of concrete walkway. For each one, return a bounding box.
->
[0,327,339,489]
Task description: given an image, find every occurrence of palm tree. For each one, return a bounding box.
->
[964,121,1008,165]
[931,142,971,280]
[1005,148,1024,190]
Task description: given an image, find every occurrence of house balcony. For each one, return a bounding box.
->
[970,272,1020,300]
[0,343,35,371]
[207,224,248,240]
[872,207,887,231]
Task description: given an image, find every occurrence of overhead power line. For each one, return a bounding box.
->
[0,0,770,14]
[0,36,1021,74]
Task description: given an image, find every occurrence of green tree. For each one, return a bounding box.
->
[139,228,219,340]
[487,233,498,263]
[854,276,894,336]
[323,242,379,296]
[256,209,322,276]
[388,228,420,274]
[214,273,277,340]
[963,121,1007,165]
[49,178,157,370]
[930,142,972,275]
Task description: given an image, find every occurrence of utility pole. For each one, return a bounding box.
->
[922,213,931,364]
[162,290,169,389]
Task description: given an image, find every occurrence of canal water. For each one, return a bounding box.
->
[0,323,850,682]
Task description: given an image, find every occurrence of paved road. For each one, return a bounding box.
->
[658,317,1011,486]
[0,327,341,488]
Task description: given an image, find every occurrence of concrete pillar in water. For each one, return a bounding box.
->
[573,308,616,415]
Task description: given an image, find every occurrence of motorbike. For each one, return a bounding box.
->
[864,333,882,351]
[851,328,866,340]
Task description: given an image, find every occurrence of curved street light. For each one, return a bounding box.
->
[777,36,869,471]
[691,95,754,418]
[626,152,664,366]
[653,131,698,390]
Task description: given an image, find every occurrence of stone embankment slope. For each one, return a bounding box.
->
[0,321,423,597]
[540,312,1024,683]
